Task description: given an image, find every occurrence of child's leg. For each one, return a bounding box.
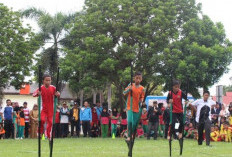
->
[161,125,165,137]
[111,124,114,136]
[46,114,53,139]
[101,124,107,138]
[132,109,142,134]
[127,110,133,138]
[18,126,22,138]
[40,111,46,135]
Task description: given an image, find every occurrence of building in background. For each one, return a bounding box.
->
[1,83,76,109]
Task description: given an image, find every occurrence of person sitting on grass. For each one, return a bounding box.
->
[101,107,110,138]
[220,122,232,142]
[0,123,5,139]
[120,109,127,134]
[91,123,99,138]
[137,124,144,138]
[210,125,220,142]
[185,123,194,138]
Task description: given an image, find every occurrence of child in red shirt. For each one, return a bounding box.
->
[137,124,144,138]
[167,80,188,139]
[140,108,148,136]
[0,123,5,139]
[33,74,60,140]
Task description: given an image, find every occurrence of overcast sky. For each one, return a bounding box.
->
[1,0,232,95]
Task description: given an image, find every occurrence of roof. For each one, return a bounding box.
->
[212,92,232,106]
[3,83,76,100]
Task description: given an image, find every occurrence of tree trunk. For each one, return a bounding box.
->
[99,90,104,105]
[92,89,97,104]
[80,90,84,106]
[115,84,124,112]
[107,83,112,109]
[0,87,3,107]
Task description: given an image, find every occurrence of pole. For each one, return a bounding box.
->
[180,78,189,156]
[49,67,59,157]
[168,76,173,157]
[38,65,42,157]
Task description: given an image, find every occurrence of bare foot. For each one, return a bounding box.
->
[126,137,131,141]
[178,133,182,139]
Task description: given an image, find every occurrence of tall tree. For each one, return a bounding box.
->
[21,7,75,83]
[63,0,232,106]
[0,3,40,102]
[160,15,232,97]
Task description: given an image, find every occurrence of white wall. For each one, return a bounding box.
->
[2,95,37,110]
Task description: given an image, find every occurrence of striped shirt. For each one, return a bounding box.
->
[23,108,30,123]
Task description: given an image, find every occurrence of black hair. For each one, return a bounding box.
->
[6,99,11,103]
[134,71,142,76]
[203,91,210,95]
[172,79,181,86]
[223,121,230,126]
[42,73,51,80]
[112,107,118,117]
[101,107,109,117]
[158,103,163,109]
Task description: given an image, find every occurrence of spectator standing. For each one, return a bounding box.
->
[54,107,61,138]
[0,123,5,139]
[18,107,25,139]
[91,107,99,126]
[23,102,30,138]
[140,108,148,136]
[147,101,161,140]
[95,102,103,123]
[158,103,165,137]
[1,99,14,139]
[29,104,39,138]
[120,109,127,133]
[100,107,110,138]
[163,103,170,139]
[80,101,92,137]
[111,107,119,137]
[60,103,70,138]
[189,91,216,146]
[13,106,20,139]
[70,103,80,137]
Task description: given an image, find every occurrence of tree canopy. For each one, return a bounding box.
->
[0,3,39,93]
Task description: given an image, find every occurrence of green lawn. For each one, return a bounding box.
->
[0,138,231,157]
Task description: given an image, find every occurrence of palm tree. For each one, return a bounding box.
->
[21,7,75,83]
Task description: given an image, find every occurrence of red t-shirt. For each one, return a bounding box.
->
[141,113,148,125]
[33,85,56,113]
[169,90,183,113]
[92,109,99,124]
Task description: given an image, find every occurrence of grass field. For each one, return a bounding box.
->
[0,138,231,157]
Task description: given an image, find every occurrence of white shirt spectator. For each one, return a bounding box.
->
[191,99,216,123]
[60,108,69,124]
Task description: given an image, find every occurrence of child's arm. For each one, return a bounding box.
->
[89,109,92,122]
[139,88,145,103]
[123,84,132,96]
[33,88,40,97]
[182,91,188,101]
[166,92,172,104]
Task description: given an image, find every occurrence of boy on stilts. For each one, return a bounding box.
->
[33,74,60,142]
[123,71,145,156]
[167,80,188,140]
